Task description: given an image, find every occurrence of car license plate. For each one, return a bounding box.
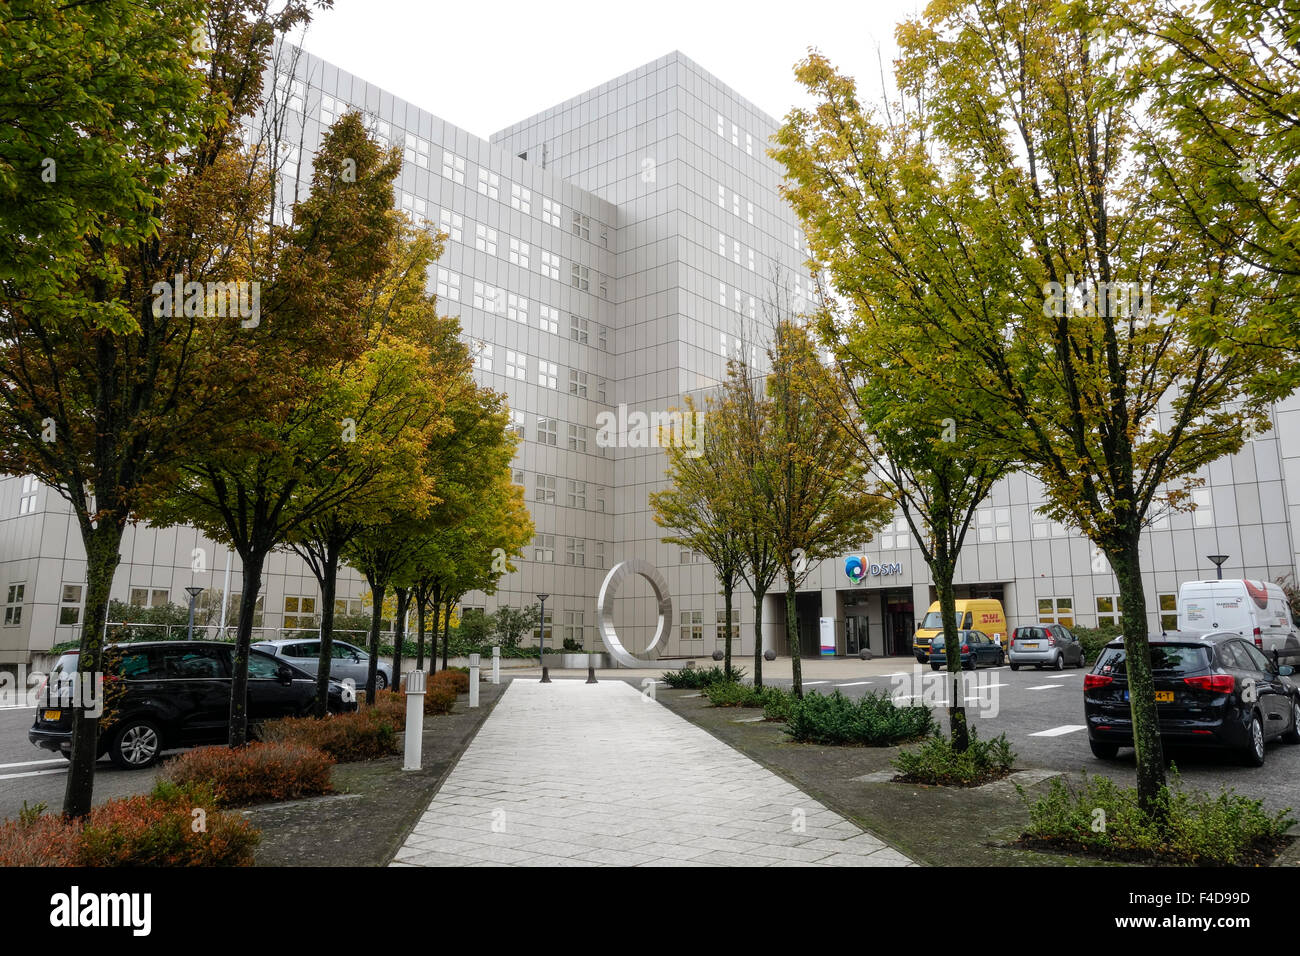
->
[42,710,61,721]
[1023,643,1039,649]
[1120,691,1174,703]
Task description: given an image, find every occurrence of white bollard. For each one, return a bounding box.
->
[491,645,500,685]
[403,670,426,771]
[469,653,480,708]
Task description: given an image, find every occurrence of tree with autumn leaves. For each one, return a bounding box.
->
[772,0,1299,809]
[0,0,323,818]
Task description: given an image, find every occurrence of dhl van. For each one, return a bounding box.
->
[912,599,1008,662]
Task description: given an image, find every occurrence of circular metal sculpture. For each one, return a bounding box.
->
[597,559,673,668]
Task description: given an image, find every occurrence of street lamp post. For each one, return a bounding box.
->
[537,593,550,684]
[184,586,205,641]
[1207,554,1229,580]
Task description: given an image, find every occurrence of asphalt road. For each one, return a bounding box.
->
[757,660,1300,818]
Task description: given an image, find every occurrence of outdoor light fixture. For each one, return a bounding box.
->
[184,586,205,641]
[1207,554,1229,580]
[536,593,550,683]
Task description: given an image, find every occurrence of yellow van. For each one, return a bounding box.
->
[912,600,1008,662]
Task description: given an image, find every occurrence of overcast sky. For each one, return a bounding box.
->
[288,0,925,137]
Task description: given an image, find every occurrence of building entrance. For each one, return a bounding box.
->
[884,592,915,657]
[845,614,869,656]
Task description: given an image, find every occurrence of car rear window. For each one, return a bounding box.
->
[1095,644,1210,677]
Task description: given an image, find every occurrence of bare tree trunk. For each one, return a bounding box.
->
[63,522,123,818]
[440,596,453,671]
[311,545,340,717]
[723,582,734,678]
[752,590,765,689]
[365,576,385,703]
[786,578,803,697]
[936,566,969,753]
[228,551,267,746]
[392,586,410,690]
[414,584,427,670]
[1108,534,1166,813]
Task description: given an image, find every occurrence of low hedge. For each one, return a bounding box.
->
[1020,770,1295,866]
[892,726,1017,786]
[257,710,399,762]
[783,690,937,746]
[160,742,334,807]
[0,786,258,866]
[704,681,794,718]
[430,669,470,694]
[661,664,747,689]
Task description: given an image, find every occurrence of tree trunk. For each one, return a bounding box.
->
[392,587,410,690]
[312,545,340,718]
[440,596,452,671]
[752,589,765,689]
[936,567,969,753]
[365,577,385,703]
[415,585,427,671]
[228,550,267,747]
[62,521,124,819]
[1108,533,1166,813]
[786,577,803,697]
[723,581,734,678]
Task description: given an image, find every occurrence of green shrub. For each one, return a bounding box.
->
[1069,623,1123,664]
[160,742,333,807]
[783,690,936,745]
[761,687,796,722]
[661,664,747,689]
[1020,769,1294,865]
[704,681,794,718]
[892,726,1016,785]
[0,785,259,866]
[257,710,399,762]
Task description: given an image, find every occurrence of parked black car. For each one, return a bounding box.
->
[29,641,355,769]
[1083,631,1300,766]
[928,629,1005,670]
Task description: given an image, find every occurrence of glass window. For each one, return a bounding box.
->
[248,651,282,680]
[1158,593,1178,631]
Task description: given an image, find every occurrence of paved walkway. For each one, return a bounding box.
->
[392,679,914,867]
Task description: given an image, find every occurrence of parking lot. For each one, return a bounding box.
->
[751,659,1300,816]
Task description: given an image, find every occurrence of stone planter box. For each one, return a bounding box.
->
[548,652,613,669]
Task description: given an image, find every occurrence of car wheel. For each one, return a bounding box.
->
[1009,662,1019,671]
[997,651,1005,666]
[930,663,941,671]
[59,750,72,761]
[375,671,389,691]
[1242,713,1266,767]
[1282,699,1300,745]
[1075,652,1086,668]
[108,718,163,770]
[1051,653,1063,671]
[1089,739,1119,760]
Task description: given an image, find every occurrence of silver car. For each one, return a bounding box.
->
[1008,623,1086,670]
[252,638,393,691]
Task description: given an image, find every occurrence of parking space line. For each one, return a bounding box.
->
[1027,684,1062,690]
[837,681,873,687]
[1029,725,1087,737]
[0,757,66,771]
[802,681,830,686]
[0,767,67,782]
[1044,674,1077,679]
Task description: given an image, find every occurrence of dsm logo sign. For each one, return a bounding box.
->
[845,555,902,583]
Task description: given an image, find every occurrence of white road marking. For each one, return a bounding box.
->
[837,681,874,687]
[1045,674,1077,679]
[0,767,67,782]
[801,681,829,686]
[0,757,66,771]
[1028,684,1063,691]
[1029,725,1087,737]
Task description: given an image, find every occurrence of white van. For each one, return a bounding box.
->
[1177,579,1300,659]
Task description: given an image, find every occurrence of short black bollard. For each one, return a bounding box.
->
[540,666,551,684]
[586,665,598,684]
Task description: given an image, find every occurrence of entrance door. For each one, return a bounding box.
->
[845,615,869,655]
[884,595,915,657]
